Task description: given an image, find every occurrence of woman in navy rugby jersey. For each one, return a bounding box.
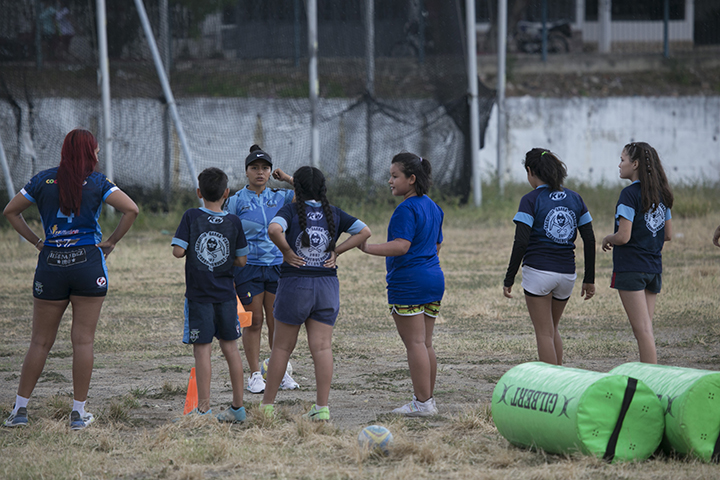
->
[3,129,138,429]
[503,148,596,366]
[225,144,299,393]
[602,142,673,364]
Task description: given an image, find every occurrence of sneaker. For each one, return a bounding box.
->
[216,406,246,423]
[391,398,438,417]
[280,372,299,390]
[4,407,28,427]
[414,394,437,411]
[259,404,275,418]
[302,404,329,422]
[69,410,95,430]
[247,371,266,394]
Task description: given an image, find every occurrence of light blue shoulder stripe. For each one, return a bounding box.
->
[578,212,593,226]
[102,186,119,202]
[513,212,534,227]
[271,216,288,232]
[666,208,672,220]
[347,219,367,235]
[20,187,35,203]
[171,237,188,249]
[236,246,250,257]
[616,204,635,221]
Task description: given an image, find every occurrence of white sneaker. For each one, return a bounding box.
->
[279,371,299,390]
[391,397,437,417]
[247,371,266,394]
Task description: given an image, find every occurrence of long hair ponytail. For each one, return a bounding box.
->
[56,129,99,216]
[624,142,674,213]
[293,166,336,252]
[523,148,567,191]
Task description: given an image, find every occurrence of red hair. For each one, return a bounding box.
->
[57,129,99,216]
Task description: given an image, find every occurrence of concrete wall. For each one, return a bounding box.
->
[480,96,720,186]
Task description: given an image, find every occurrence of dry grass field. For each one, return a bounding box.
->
[1,200,719,479]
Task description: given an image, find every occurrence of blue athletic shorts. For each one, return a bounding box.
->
[183,298,241,344]
[33,246,108,300]
[611,271,662,293]
[234,264,281,305]
[273,276,340,326]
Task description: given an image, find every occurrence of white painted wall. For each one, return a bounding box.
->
[480,96,720,186]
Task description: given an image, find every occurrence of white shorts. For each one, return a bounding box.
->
[521,265,576,300]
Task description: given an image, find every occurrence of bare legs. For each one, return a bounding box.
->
[242,292,276,373]
[219,339,244,408]
[393,313,436,402]
[17,295,104,403]
[193,339,245,412]
[618,289,658,364]
[524,294,568,365]
[262,319,332,407]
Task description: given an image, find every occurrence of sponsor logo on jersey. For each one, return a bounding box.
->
[266,201,277,207]
[208,215,224,224]
[96,277,107,288]
[45,179,57,184]
[549,191,567,201]
[295,226,330,266]
[195,231,230,271]
[307,211,324,221]
[644,203,666,237]
[544,206,577,244]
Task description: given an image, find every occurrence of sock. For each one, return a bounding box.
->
[231,405,243,410]
[13,395,29,415]
[73,400,86,417]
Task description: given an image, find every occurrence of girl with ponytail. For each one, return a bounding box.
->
[359,152,445,417]
[602,142,673,364]
[260,166,371,421]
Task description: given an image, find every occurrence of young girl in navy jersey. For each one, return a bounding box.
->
[260,166,371,421]
[503,148,595,366]
[3,129,138,429]
[602,142,673,364]
[359,152,444,417]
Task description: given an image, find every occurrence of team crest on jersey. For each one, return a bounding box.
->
[189,329,200,342]
[295,226,330,266]
[307,211,324,221]
[544,206,576,244]
[195,231,230,271]
[208,215,224,224]
[644,204,666,237]
[34,281,43,295]
[549,191,567,201]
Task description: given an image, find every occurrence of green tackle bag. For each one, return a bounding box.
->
[492,362,664,462]
[610,362,720,462]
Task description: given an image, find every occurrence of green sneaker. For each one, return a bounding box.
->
[259,404,275,419]
[302,404,329,422]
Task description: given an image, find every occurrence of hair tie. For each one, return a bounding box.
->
[541,151,547,156]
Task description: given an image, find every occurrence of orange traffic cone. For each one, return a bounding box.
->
[237,295,252,328]
[183,367,198,415]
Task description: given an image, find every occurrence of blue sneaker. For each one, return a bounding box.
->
[4,407,28,427]
[69,410,95,430]
[216,406,246,423]
[186,408,212,416]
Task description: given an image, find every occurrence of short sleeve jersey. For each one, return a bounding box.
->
[612,181,672,274]
[513,185,592,274]
[386,195,445,305]
[21,167,119,247]
[172,208,249,303]
[271,201,366,278]
[225,186,294,266]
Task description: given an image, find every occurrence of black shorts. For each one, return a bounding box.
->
[234,264,281,305]
[33,246,108,300]
[183,298,241,344]
[611,271,662,293]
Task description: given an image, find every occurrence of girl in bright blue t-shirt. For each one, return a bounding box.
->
[359,152,444,417]
[602,142,673,364]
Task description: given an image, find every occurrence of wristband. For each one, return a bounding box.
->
[35,238,43,247]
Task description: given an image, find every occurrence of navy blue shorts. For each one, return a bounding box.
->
[33,246,108,300]
[611,271,662,293]
[273,276,340,326]
[234,264,281,305]
[183,298,241,344]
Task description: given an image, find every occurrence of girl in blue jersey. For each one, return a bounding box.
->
[260,166,371,421]
[3,129,138,429]
[602,142,673,364]
[359,152,444,417]
[503,148,595,366]
[225,145,299,393]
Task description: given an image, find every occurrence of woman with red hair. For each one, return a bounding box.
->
[3,129,138,429]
